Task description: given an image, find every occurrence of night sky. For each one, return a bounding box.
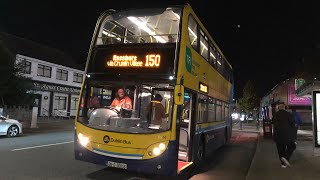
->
[1,0,320,99]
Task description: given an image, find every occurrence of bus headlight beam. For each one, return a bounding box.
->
[78,133,89,147]
[153,147,161,156]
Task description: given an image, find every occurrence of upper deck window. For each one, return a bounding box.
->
[209,45,217,67]
[200,29,209,61]
[188,15,198,50]
[96,7,182,45]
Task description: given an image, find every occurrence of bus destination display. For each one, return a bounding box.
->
[90,43,175,75]
[106,54,161,68]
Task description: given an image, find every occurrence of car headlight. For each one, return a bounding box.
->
[78,133,89,147]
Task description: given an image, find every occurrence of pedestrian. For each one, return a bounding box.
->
[272,102,296,168]
[291,108,301,143]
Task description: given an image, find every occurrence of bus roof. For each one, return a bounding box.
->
[97,3,233,70]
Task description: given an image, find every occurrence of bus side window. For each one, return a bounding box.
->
[197,94,208,122]
[181,93,191,127]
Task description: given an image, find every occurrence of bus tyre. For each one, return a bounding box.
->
[224,128,228,144]
[197,140,205,161]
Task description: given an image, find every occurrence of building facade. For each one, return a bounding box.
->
[260,78,312,125]
[16,54,84,117]
[1,32,84,117]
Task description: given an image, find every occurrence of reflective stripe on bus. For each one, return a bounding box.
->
[195,122,226,134]
[92,148,143,160]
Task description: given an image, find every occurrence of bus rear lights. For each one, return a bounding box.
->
[78,133,89,147]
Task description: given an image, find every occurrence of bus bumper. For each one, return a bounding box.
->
[74,140,178,176]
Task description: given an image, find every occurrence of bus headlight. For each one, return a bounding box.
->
[159,143,166,150]
[143,141,169,159]
[148,142,167,157]
[78,133,89,147]
[153,147,161,156]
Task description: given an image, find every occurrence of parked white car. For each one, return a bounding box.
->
[0,115,23,137]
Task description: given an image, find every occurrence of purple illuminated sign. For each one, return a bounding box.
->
[288,85,311,105]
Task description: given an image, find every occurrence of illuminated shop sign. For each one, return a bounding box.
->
[199,83,208,93]
[288,85,311,105]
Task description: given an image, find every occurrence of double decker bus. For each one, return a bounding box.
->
[75,3,234,176]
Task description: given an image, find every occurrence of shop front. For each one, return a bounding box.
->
[31,81,81,117]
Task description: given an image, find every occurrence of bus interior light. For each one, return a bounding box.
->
[164,94,171,99]
[141,92,152,97]
[127,17,166,43]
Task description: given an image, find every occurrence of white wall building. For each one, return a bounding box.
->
[16,54,84,117]
[1,32,84,117]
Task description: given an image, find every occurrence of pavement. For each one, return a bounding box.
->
[189,131,258,180]
[22,117,75,134]
[241,121,320,180]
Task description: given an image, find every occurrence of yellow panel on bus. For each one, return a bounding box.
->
[176,5,231,102]
[76,123,172,160]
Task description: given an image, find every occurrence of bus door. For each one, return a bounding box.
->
[178,91,195,162]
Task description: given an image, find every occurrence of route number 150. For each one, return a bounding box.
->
[145,54,161,67]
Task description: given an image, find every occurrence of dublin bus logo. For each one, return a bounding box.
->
[103,135,110,143]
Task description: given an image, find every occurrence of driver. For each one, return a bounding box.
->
[111,88,132,111]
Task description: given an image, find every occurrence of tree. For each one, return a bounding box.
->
[238,80,259,115]
[0,40,33,106]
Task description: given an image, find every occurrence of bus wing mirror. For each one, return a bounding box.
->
[174,85,184,105]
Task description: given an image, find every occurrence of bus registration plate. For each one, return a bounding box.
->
[107,161,127,170]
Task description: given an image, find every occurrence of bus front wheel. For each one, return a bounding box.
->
[197,139,205,161]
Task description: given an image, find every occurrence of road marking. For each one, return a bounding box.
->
[127,177,147,180]
[11,141,74,151]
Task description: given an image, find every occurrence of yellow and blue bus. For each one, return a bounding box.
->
[75,3,234,176]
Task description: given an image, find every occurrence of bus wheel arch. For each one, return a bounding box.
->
[197,133,205,161]
[224,127,228,144]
